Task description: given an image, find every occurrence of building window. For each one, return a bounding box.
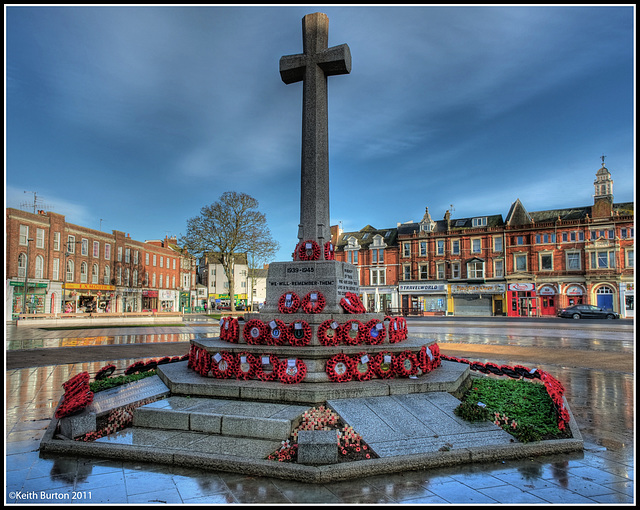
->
[66,260,74,282]
[516,236,525,246]
[145,272,149,286]
[347,250,358,264]
[104,265,110,285]
[80,262,88,283]
[536,233,556,244]
[515,254,527,272]
[451,262,460,279]
[145,252,150,265]
[540,253,553,271]
[420,241,427,257]
[403,264,411,280]
[17,253,27,278]
[436,262,445,279]
[105,243,111,260]
[53,258,60,281]
[92,263,98,284]
[626,250,634,268]
[472,217,487,227]
[403,243,411,257]
[173,259,176,270]
[81,239,88,256]
[93,241,100,258]
[451,239,460,255]
[54,232,60,251]
[133,269,138,287]
[437,240,444,255]
[590,251,616,269]
[34,255,43,279]
[117,267,122,285]
[467,260,484,279]
[159,274,164,288]
[153,254,157,266]
[19,225,29,245]
[172,275,176,288]
[125,268,130,286]
[125,248,130,263]
[471,238,481,253]
[152,273,156,287]
[134,250,139,264]
[419,264,428,280]
[493,236,503,253]
[117,247,122,262]
[494,259,504,278]
[67,235,75,254]
[566,252,581,270]
[160,256,163,268]
[36,228,45,249]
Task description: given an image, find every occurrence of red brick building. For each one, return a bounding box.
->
[335,161,634,318]
[6,208,196,317]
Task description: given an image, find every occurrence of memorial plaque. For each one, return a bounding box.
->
[88,375,170,416]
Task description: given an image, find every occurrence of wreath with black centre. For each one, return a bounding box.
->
[254,353,281,382]
[297,240,321,261]
[317,319,341,346]
[288,320,312,346]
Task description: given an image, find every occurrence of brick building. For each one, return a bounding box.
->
[6,208,196,318]
[334,161,634,318]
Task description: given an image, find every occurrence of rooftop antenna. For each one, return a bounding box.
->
[601,154,606,166]
[21,191,49,214]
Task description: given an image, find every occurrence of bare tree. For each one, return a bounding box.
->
[180,191,279,312]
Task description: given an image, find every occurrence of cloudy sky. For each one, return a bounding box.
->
[5,5,635,261]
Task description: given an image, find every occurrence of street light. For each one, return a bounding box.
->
[22,238,34,315]
[61,242,73,313]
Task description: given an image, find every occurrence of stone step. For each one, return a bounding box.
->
[157,359,470,405]
[133,396,310,441]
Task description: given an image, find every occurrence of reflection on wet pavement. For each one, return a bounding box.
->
[4,321,635,504]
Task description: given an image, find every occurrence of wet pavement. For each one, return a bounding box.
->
[5,317,635,504]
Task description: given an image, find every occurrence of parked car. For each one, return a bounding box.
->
[557,304,619,320]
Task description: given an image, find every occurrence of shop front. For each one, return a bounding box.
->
[621,282,634,318]
[142,290,158,311]
[563,284,585,308]
[179,291,191,312]
[120,287,141,312]
[159,289,177,312]
[9,280,48,318]
[361,286,396,313]
[399,283,448,315]
[63,283,116,313]
[538,284,558,316]
[507,283,537,317]
[452,283,505,317]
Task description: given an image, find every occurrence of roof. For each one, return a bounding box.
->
[335,225,398,250]
[397,214,504,236]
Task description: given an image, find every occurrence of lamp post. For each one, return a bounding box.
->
[61,242,72,313]
[22,238,34,315]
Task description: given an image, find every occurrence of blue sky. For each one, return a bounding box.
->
[5,5,635,261]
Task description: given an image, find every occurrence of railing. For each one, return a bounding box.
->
[16,311,183,320]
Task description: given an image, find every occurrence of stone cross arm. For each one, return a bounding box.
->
[280,43,351,84]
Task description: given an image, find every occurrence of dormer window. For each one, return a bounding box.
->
[472,217,487,227]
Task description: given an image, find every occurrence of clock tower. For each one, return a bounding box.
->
[592,155,614,218]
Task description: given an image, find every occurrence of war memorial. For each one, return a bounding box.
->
[40,13,583,483]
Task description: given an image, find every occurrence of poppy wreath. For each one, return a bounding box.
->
[372,351,395,379]
[278,358,307,384]
[363,319,386,345]
[188,343,198,369]
[297,240,321,261]
[394,350,419,377]
[385,317,402,343]
[340,319,365,345]
[396,317,408,341]
[340,292,366,314]
[265,319,290,346]
[352,351,374,381]
[255,353,281,382]
[288,320,312,347]
[125,361,147,375]
[236,352,258,380]
[324,241,335,261]
[317,319,341,346]
[325,353,355,383]
[301,291,326,314]
[278,292,301,314]
[243,319,267,345]
[142,359,158,372]
[210,351,237,379]
[157,356,172,366]
[220,317,239,343]
[196,348,211,376]
[418,346,430,373]
[95,364,116,381]
[55,376,94,419]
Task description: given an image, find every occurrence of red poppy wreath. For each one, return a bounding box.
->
[326,353,354,383]
[340,319,365,345]
[301,291,326,314]
[279,358,307,384]
[317,319,341,346]
[243,319,267,345]
[255,353,281,382]
[210,351,237,379]
[278,292,301,314]
[297,240,321,261]
[288,320,312,347]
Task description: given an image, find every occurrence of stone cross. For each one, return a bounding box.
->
[280,12,351,258]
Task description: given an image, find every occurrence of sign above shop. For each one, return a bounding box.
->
[65,283,115,291]
[399,284,445,293]
[451,283,505,294]
[508,283,535,291]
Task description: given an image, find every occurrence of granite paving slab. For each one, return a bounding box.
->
[328,393,515,458]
